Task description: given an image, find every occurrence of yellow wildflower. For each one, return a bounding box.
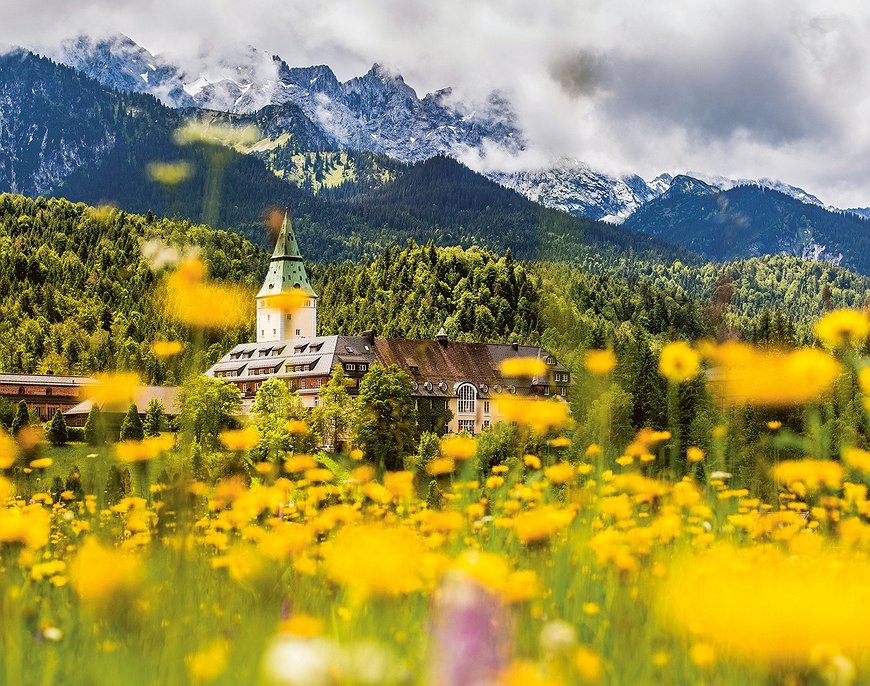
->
[584,349,616,375]
[708,342,841,406]
[69,539,141,604]
[497,396,570,433]
[383,471,414,499]
[575,646,603,683]
[548,436,571,448]
[440,434,477,460]
[499,356,547,377]
[514,506,575,544]
[29,457,52,469]
[658,342,701,383]
[85,372,141,409]
[280,613,323,638]
[544,462,576,485]
[322,524,428,598]
[218,426,259,452]
[814,309,870,349]
[284,455,318,473]
[0,429,16,469]
[151,340,184,358]
[115,435,174,463]
[427,457,456,476]
[845,448,870,473]
[773,460,843,491]
[349,448,364,461]
[186,640,227,683]
[523,454,542,469]
[147,160,192,186]
[286,419,308,434]
[304,468,334,483]
[686,447,704,463]
[162,257,251,330]
[663,544,870,663]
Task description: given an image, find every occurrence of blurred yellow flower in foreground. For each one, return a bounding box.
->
[186,640,227,683]
[513,506,575,544]
[427,457,456,475]
[544,462,575,485]
[814,309,870,349]
[69,539,141,604]
[686,446,705,463]
[146,161,193,186]
[499,356,547,377]
[116,435,174,463]
[658,342,701,383]
[708,342,841,406]
[773,459,843,491]
[29,457,53,469]
[218,426,260,452]
[0,505,50,549]
[85,372,141,409]
[440,434,477,460]
[323,524,428,598]
[286,419,308,434]
[151,340,184,358]
[0,429,17,469]
[174,120,260,149]
[162,258,251,330]
[584,349,617,375]
[264,290,311,315]
[662,544,870,663]
[497,396,570,433]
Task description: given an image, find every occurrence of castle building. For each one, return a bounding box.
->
[207,215,571,434]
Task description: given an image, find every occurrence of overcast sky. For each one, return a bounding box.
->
[4,0,870,207]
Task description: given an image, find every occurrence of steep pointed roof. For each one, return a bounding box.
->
[257,213,317,298]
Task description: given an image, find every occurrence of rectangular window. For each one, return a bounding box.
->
[300,379,307,389]
[560,387,567,396]
[458,419,475,434]
[483,400,490,415]
[544,386,550,396]
[483,420,491,429]
[317,378,324,387]
[346,364,356,371]
[314,396,320,407]
[359,364,367,371]
[296,329,301,336]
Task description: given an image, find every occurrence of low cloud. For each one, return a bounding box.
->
[3,0,870,206]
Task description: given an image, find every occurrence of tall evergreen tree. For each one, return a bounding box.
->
[143,399,165,437]
[84,405,106,446]
[120,403,145,441]
[11,400,29,436]
[46,409,69,446]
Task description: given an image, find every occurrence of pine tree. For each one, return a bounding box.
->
[47,409,69,446]
[11,400,29,436]
[84,406,105,446]
[120,403,144,441]
[144,399,165,437]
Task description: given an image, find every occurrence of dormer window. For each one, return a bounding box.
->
[345,346,354,353]
[546,356,555,365]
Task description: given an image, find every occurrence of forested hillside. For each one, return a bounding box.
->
[624,179,870,274]
[0,51,694,267]
[0,194,265,383]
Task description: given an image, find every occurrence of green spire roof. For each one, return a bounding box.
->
[257,213,317,298]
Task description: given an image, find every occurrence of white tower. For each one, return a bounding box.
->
[256,214,317,343]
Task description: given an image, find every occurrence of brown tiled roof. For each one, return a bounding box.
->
[375,339,500,383]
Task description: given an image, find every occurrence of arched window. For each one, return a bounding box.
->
[457,383,477,415]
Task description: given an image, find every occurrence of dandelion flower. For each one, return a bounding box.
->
[658,342,701,383]
[814,309,870,349]
[584,349,616,375]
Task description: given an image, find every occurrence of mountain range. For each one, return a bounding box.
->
[3,33,870,275]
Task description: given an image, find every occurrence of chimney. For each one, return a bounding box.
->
[511,341,519,351]
[435,326,449,347]
[362,329,375,346]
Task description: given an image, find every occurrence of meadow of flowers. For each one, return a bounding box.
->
[3,299,870,685]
